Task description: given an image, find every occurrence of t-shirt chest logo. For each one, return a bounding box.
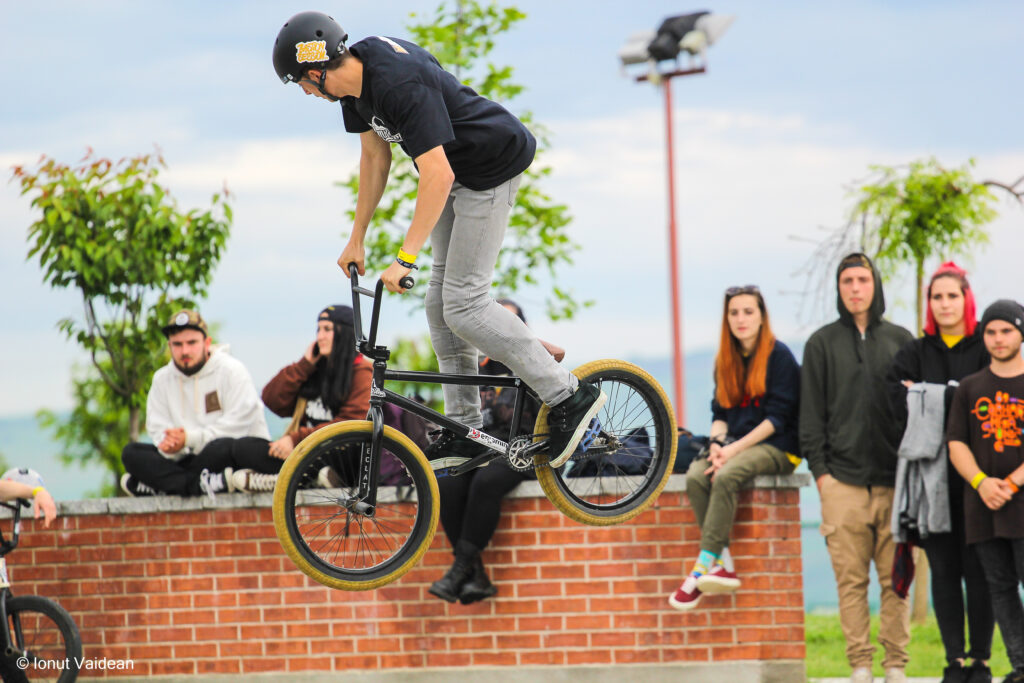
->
[972,390,1024,453]
[370,116,403,143]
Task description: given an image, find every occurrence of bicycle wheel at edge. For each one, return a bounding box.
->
[534,359,677,526]
[272,421,439,591]
[3,595,83,683]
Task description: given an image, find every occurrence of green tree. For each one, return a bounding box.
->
[337,0,585,322]
[799,158,1022,332]
[12,149,232,494]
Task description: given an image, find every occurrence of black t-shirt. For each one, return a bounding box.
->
[946,367,1024,544]
[340,36,536,191]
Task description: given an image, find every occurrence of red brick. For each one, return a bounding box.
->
[151,659,194,675]
[472,651,517,666]
[147,527,191,543]
[544,633,588,648]
[198,659,242,674]
[565,614,611,630]
[513,547,560,563]
[426,652,471,667]
[333,655,380,670]
[448,634,492,650]
[242,658,287,673]
[517,581,563,597]
[563,545,610,562]
[539,564,585,580]
[221,641,260,657]
[567,649,612,664]
[265,639,309,655]
[521,650,567,665]
[517,616,562,631]
[614,648,661,663]
[192,526,236,541]
[469,616,517,632]
[712,644,762,660]
[149,627,193,642]
[194,625,239,641]
[149,594,190,609]
[663,646,711,662]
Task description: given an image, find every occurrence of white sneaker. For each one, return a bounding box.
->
[883,668,906,683]
[850,667,873,683]
[120,473,160,497]
[317,466,342,488]
[231,469,278,493]
[198,467,234,499]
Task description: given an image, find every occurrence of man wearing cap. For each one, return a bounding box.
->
[120,309,271,497]
[947,300,1024,683]
[800,253,915,683]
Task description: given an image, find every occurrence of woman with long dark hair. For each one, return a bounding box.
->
[669,285,801,610]
[887,262,993,683]
[231,304,371,491]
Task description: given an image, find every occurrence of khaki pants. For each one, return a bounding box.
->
[819,477,910,670]
[686,443,795,555]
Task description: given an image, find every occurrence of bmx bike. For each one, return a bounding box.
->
[272,266,677,590]
[0,500,82,683]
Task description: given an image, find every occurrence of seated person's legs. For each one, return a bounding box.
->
[121,442,195,496]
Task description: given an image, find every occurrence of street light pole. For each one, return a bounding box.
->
[637,66,705,427]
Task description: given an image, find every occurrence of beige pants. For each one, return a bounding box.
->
[819,477,910,670]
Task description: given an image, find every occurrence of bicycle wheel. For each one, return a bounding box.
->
[534,359,676,526]
[272,421,439,591]
[2,595,82,683]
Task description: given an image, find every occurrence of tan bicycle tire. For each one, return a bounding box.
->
[534,359,677,526]
[272,420,439,591]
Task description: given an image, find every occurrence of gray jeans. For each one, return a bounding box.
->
[424,176,577,428]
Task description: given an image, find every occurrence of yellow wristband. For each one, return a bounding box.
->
[970,472,988,490]
[31,486,45,497]
[397,249,418,264]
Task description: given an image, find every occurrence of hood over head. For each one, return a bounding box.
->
[836,252,886,327]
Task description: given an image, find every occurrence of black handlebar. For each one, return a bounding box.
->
[346,263,415,356]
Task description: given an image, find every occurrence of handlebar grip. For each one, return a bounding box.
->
[399,276,415,291]
[18,498,31,509]
[347,262,359,278]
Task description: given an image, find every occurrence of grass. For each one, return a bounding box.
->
[806,613,1012,679]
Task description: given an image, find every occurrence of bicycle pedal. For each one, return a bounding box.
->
[579,419,601,453]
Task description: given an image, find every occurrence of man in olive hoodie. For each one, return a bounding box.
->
[800,253,915,683]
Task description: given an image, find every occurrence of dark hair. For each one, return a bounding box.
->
[497,298,526,324]
[299,320,356,414]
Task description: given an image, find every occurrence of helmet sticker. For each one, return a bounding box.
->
[296,40,329,63]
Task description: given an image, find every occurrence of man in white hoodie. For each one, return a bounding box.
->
[120,310,272,497]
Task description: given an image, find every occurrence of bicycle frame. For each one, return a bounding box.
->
[0,500,28,657]
[346,267,547,515]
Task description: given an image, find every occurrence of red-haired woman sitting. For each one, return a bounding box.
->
[669,285,801,610]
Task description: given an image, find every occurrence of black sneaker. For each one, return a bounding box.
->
[546,382,607,468]
[942,662,966,683]
[423,429,490,461]
[964,660,991,683]
[120,473,160,497]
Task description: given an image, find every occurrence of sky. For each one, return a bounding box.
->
[2,0,1024,426]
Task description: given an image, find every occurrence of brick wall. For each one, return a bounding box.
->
[9,474,809,680]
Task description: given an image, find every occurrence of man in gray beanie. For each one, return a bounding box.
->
[947,299,1024,683]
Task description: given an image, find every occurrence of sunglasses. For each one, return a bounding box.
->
[725,285,761,297]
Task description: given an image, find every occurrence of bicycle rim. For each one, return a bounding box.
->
[535,360,676,525]
[273,422,438,591]
[4,595,82,683]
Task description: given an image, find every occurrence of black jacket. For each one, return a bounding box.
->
[886,330,988,430]
[799,254,915,486]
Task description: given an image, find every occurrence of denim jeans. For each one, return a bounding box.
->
[424,176,577,428]
[973,537,1024,672]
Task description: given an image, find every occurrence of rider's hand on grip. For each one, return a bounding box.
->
[399,276,415,291]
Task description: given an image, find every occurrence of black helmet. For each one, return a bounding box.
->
[273,11,348,85]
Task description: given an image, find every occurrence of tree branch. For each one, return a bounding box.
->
[983,175,1024,203]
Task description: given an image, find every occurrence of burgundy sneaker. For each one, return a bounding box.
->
[668,574,702,610]
[696,564,741,594]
